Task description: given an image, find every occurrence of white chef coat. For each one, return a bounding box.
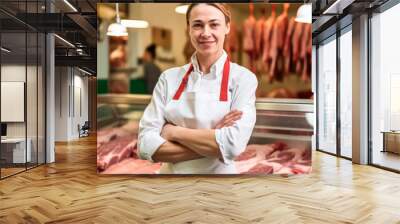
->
[138,51,258,174]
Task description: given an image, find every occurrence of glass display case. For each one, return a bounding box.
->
[97,94,314,174]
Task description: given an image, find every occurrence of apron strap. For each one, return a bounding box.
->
[173,58,230,101]
[219,58,230,102]
[173,64,193,100]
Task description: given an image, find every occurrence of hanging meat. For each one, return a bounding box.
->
[266,87,296,98]
[291,21,304,75]
[255,8,266,58]
[268,3,290,83]
[283,17,295,76]
[261,5,276,73]
[276,4,290,50]
[109,45,126,68]
[224,20,238,61]
[300,23,312,82]
[242,3,257,73]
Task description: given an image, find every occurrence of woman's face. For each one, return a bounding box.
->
[188,4,230,56]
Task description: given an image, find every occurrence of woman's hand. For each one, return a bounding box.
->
[214,110,243,129]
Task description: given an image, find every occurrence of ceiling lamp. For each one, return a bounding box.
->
[323,0,354,15]
[54,34,75,48]
[78,67,93,76]
[295,3,312,24]
[63,0,78,12]
[121,19,149,29]
[1,47,11,53]
[107,3,128,37]
[175,4,189,14]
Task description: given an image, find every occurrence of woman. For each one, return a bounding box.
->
[138,3,258,174]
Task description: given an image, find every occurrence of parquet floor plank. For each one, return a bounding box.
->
[0,135,399,223]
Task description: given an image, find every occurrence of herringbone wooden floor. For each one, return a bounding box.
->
[1,135,400,224]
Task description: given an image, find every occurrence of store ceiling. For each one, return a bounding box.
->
[312,0,389,44]
[0,0,97,74]
[0,32,44,65]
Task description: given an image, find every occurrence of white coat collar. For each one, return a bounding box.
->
[190,50,228,78]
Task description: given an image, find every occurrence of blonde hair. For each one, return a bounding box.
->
[186,3,231,25]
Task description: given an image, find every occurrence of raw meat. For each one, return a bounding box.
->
[267,151,295,165]
[97,136,138,171]
[291,22,304,68]
[97,136,312,175]
[279,147,308,163]
[101,158,161,174]
[242,11,256,52]
[97,129,118,147]
[242,4,257,72]
[258,160,284,173]
[109,45,126,68]
[243,163,273,174]
[291,164,312,174]
[224,21,238,59]
[235,148,257,161]
[255,8,266,58]
[261,5,276,73]
[235,144,276,161]
[271,141,289,151]
[283,17,295,75]
[266,88,296,98]
[268,3,290,83]
[300,24,312,82]
[235,141,311,175]
[97,121,139,147]
[234,144,276,173]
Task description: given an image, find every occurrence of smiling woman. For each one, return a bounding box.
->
[137,3,258,174]
[187,3,231,73]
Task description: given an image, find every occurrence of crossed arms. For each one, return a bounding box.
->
[138,72,258,164]
[152,110,243,163]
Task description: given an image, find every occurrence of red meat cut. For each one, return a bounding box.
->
[235,148,257,161]
[243,163,273,174]
[101,158,161,174]
[97,121,139,147]
[97,135,138,171]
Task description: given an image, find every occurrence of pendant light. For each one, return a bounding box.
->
[295,3,312,24]
[1,47,11,53]
[107,3,128,37]
[175,4,189,14]
[121,19,149,29]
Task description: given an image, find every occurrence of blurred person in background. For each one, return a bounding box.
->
[142,44,161,94]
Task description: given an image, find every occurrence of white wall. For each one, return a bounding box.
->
[72,73,89,138]
[54,67,89,141]
[129,3,187,73]
[1,65,29,138]
[1,64,45,163]
[55,67,68,141]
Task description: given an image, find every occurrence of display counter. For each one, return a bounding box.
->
[98,94,314,148]
[97,94,314,174]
